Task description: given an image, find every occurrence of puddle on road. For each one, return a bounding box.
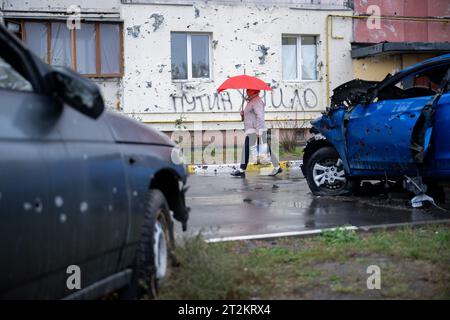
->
[188,173,450,217]
[183,174,450,241]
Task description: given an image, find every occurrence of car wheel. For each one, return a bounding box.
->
[120,189,175,299]
[305,146,353,196]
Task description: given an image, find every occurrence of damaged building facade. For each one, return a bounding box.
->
[0,0,124,111]
[119,0,354,136]
[0,0,354,141]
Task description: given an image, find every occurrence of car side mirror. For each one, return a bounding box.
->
[49,66,104,119]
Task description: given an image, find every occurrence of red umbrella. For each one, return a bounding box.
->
[217,75,272,93]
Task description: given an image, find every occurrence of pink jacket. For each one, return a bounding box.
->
[243,96,267,135]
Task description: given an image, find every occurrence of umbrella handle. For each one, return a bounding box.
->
[241,68,246,120]
[240,89,245,121]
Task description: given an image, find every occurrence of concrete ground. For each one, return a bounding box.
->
[176,168,450,240]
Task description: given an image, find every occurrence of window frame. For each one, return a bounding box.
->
[11,19,124,78]
[171,32,213,82]
[282,34,319,82]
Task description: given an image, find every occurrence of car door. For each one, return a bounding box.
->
[0,40,71,298]
[345,64,450,175]
[54,106,130,298]
[425,76,450,177]
[0,26,129,299]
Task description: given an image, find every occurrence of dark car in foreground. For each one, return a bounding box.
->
[302,54,450,200]
[0,24,189,299]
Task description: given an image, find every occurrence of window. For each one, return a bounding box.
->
[376,66,449,102]
[76,23,96,74]
[23,22,48,63]
[171,32,211,80]
[0,57,33,92]
[282,37,297,80]
[7,20,123,77]
[282,35,318,81]
[51,22,72,68]
[100,24,121,75]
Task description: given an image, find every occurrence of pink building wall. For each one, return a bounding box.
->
[353,0,450,43]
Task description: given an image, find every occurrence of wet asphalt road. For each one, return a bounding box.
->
[176,168,450,240]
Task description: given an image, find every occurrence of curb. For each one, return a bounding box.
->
[187,160,303,175]
[205,219,450,243]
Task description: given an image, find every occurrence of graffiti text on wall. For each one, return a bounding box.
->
[171,88,318,113]
[171,91,233,113]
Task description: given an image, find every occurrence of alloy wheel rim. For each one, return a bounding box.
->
[312,158,346,189]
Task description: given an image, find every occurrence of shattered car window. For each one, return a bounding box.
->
[378,66,448,102]
[330,65,450,112]
[397,68,442,92]
[0,57,33,92]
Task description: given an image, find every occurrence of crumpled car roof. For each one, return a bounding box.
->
[329,53,450,112]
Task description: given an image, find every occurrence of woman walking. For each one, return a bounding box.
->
[231,89,282,177]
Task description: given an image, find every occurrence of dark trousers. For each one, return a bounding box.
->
[240,132,279,170]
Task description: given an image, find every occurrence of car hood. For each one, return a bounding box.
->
[103,110,175,147]
[329,79,381,111]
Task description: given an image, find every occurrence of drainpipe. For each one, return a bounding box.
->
[325,14,450,106]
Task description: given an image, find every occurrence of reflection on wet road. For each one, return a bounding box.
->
[176,169,450,240]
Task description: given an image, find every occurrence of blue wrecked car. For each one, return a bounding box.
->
[302,54,450,200]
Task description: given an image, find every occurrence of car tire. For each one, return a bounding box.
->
[120,189,175,300]
[305,146,354,196]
